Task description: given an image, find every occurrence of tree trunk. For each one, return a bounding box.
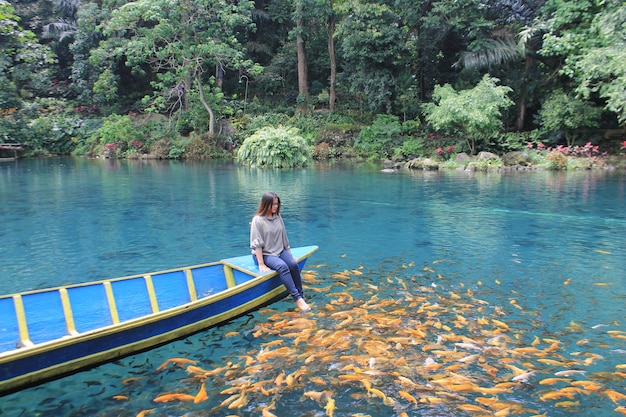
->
[196,74,215,136]
[328,10,336,113]
[516,56,532,131]
[296,1,308,114]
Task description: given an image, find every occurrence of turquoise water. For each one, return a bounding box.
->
[0,158,625,416]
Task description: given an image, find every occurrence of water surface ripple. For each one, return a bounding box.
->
[0,158,624,417]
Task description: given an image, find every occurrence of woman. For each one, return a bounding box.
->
[250,192,310,312]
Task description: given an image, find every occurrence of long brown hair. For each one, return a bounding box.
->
[255,191,281,217]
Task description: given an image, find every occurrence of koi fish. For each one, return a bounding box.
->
[194,382,208,403]
[511,370,535,383]
[554,370,587,377]
[135,410,154,417]
[604,389,626,403]
[156,357,197,370]
[458,404,490,413]
[325,397,336,417]
[398,390,419,404]
[539,377,571,385]
[153,393,196,402]
[554,400,580,407]
[301,390,329,402]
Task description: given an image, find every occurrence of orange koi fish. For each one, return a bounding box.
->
[325,397,336,417]
[194,382,208,403]
[153,393,196,402]
[604,389,626,403]
[539,377,571,385]
[156,357,197,370]
[458,404,490,413]
[112,395,129,401]
[398,390,419,405]
[554,400,580,407]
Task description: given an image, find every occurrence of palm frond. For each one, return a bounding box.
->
[454,38,523,69]
[518,20,549,51]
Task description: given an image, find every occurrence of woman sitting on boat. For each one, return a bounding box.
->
[250,192,310,312]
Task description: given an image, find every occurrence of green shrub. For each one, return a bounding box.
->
[87,114,145,157]
[237,126,311,168]
[26,115,85,155]
[393,138,425,159]
[537,89,602,147]
[354,114,403,160]
[423,75,514,154]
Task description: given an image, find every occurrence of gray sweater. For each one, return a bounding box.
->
[250,214,290,256]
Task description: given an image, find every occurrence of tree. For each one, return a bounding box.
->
[294,0,309,114]
[91,0,260,135]
[537,89,601,146]
[335,1,408,112]
[0,0,56,110]
[539,0,626,125]
[451,0,547,131]
[423,74,514,154]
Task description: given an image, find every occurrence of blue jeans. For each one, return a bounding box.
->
[253,250,304,301]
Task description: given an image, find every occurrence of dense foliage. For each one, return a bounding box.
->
[237,126,310,168]
[1,0,625,162]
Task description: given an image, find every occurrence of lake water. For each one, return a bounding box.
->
[1,157,625,417]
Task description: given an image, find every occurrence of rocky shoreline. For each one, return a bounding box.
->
[384,151,626,172]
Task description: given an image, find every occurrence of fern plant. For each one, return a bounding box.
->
[236,126,311,168]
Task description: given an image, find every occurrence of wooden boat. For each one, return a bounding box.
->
[0,245,318,395]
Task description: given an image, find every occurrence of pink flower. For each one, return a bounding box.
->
[537,142,545,149]
[436,147,443,154]
[621,141,626,149]
[527,142,534,148]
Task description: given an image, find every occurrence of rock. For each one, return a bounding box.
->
[383,159,395,169]
[502,151,530,166]
[455,152,471,163]
[405,158,439,170]
[478,151,499,160]
[422,158,440,170]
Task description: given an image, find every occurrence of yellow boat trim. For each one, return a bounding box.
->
[58,288,78,336]
[185,269,197,302]
[0,285,287,394]
[144,275,159,313]
[224,264,236,288]
[103,282,119,324]
[12,295,33,348]
[0,247,318,394]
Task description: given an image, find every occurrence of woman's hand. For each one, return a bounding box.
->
[258,263,271,273]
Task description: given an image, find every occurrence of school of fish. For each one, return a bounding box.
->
[116,262,624,417]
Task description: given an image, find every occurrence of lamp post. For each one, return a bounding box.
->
[239,75,249,114]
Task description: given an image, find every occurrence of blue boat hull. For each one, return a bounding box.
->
[0,246,318,395]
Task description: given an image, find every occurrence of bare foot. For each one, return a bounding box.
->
[295,298,311,312]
